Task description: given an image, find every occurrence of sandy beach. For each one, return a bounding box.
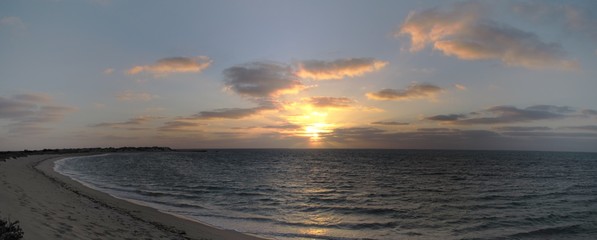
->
[0,154,266,240]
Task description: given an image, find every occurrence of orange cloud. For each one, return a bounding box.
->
[296,58,388,80]
[455,84,467,90]
[127,56,212,76]
[398,2,579,70]
[305,97,355,109]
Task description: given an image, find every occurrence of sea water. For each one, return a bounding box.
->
[54,150,597,239]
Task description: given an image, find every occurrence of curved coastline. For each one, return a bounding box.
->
[0,154,266,240]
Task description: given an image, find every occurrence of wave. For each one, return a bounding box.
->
[508,224,583,238]
[53,150,597,240]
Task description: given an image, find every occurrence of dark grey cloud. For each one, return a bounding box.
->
[193,106,273,120]
[13,93,51,102]
[371,121,410,126]
[398,1,578,70]
[501,131,597,138]
[525,105,575,113]
[562,125,597,132]
[159,120,204,132]
[427,105,577,125]
[494,126,552,131]
[512,2,597,41]
[0,93,75,134]
[366,83,442,101]
[582,109,597,116]
[322,127,387,141]
[319,126,597,151]
[223,62,306,98]
[416,128,455,132]
[320,127,503,149]
[91,116,159,128]
[192,96,281,121]
[0,96,37,119]
[426,114,467,122]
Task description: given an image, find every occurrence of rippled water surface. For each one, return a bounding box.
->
[55,150,597,239]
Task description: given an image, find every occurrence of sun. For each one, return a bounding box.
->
[304,122,332,142]
[284,108,334,143]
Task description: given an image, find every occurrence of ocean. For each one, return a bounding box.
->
[54,150,597,240]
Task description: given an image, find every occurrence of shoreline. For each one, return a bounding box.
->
[0,154,266,240]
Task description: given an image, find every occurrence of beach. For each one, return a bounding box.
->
[0,154,265,240]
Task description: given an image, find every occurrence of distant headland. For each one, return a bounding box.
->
[0,147,175,162]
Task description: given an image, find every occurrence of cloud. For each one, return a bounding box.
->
[426,114,467,121]
[0,16,25,29]
[0,93,65,120]
[398,2,578,70]
[117,91,159,101]
[320,127,503,148]
[103,68,115,75]
[582,109,597,116]
[366,83,442,101]
[501,131,597,138]
[494,126,552,132]
[318,126,597,151]
[426,105,579,125]
[90,116,159,128]
[199,58,385,123]
[525,105,575,113]
[306,97,355,109]
[296,58,388,80]
[159,120,204,132]
[0,93,75,134]
[455,84,467,90]
[262,124,302,130]
[562,125,597,132]
[13,93,52,103]
[417,127,455,132]
[196,62,296,121]
[512,2,597,41]
[224,62,307,98]
[193,106,274,120]
[371,121,410,126]
[127,56,212,76]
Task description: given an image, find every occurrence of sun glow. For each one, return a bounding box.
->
[286,109,335,143]
[304,122,332,142]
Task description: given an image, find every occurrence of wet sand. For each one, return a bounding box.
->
[0,154,266,240]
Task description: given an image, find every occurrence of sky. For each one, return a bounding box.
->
[1,0,597,152]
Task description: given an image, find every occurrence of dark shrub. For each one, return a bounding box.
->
[0,217,24,240]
